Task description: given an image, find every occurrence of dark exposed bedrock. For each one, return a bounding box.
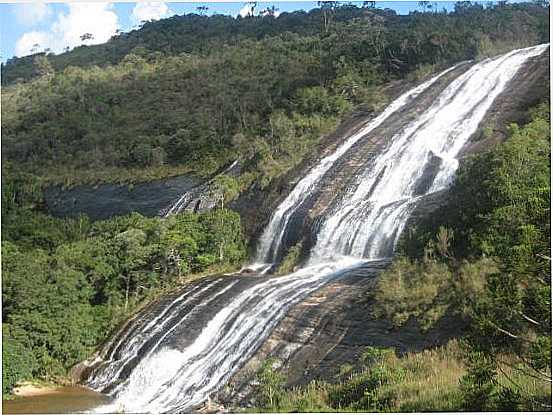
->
[44,175,200,221]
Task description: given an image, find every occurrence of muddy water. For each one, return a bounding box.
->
[2,386,110,414]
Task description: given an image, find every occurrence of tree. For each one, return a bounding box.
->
[34,55,54,78]
[196,5,209,15]
[3,326,37,396]
[208,176,238,261]
[418,1,436,11]
[80,33,94,42]
[241,2,257,17]
[261,5,279,17]
[113,228,152,311]
[318,1,340,32]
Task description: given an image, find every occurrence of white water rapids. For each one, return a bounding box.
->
[87,44,548,413]
[310,44,549,261]
[250,63,458,270]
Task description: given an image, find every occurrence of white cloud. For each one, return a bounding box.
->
[239,3,256,17]
[15,31,50,57]
[52,3,119,50]
[13,1,52,26]
[14,3,119,57]
[131,2,173,25]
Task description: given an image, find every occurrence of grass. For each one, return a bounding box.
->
[385,341,466,412]
[248,339,552,412]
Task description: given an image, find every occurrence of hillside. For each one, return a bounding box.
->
[2,3,548,86]
[1,2,549,190]
[1,3,550,413]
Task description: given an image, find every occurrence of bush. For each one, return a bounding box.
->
[2,327,37,396]
[372,257,451,330]
[255,358,286,410]
[459,350,498,411]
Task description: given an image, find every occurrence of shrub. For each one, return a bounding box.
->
[255,358,286,410]
[2,326,37,396]
[372,257,451,330]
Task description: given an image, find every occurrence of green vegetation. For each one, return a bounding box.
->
[2,326,38,397]
[372,255,498,331]
[2,2,549,187]
[373,101,551,410]
[1,174,247,395]
[249,97,551,414]
[251,341,550,412]
[2,2,549,86]
[1,1,550,409]
[254,358,287,409]
[275,242,303,275]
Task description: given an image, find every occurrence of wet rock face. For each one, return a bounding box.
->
[44,175,200,221]
[221,265,465,408]
[43,161,242,221]
[461,49,550,157]
[229,109,376,247]
[237,50,550,258]
[162,160,242,217]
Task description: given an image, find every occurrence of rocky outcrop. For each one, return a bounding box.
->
[236,49,550,260]
[43,161,241,221]
[219,262,465,408]
[44,174,200,221]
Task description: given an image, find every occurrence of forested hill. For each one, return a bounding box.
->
[2,2,549,85]
[1,3,551,409]
[2,2,549,191]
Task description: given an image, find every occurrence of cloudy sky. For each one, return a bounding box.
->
[1,1,460,62]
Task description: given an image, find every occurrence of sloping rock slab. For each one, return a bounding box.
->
[220,265,464,408]
[44,174,200,221]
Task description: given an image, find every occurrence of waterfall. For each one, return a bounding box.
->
[250,64,458,270]
[86,44,548,413]
[161,160,240,217]
[90,258,382,413]
[310,44,549,262]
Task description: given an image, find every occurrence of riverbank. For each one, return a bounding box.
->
[11,382,61,397]
[3,384,109,414]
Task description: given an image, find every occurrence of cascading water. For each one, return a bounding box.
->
[86,44,548,413]
[250,64,458,270]
[161,160,240,217]
[310,44,549,262]
[89,258,380,413]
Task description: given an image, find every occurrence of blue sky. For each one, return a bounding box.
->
[0,1,468,62]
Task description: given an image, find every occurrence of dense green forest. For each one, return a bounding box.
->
[1,2,549,187]
[1,1,550,411]
[2,154,247,396]
[250,102,551,412]
[2,184,246,395]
